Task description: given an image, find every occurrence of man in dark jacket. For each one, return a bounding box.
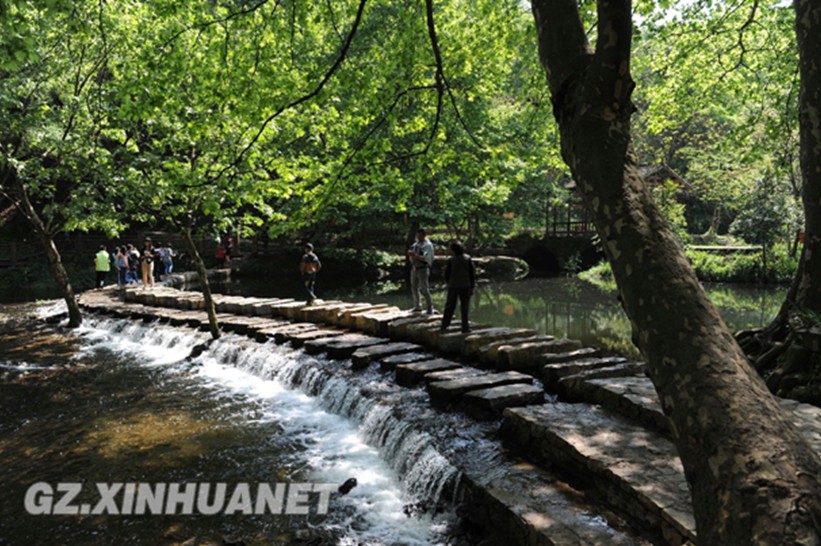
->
[441,241,476,333]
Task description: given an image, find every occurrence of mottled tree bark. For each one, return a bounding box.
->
[181,224,221,340]
[4,171,83,328]
[531,0,821,543]
[736,0,821,402]
[794,0,821,317]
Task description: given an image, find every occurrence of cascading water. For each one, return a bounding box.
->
[79,314,465,545]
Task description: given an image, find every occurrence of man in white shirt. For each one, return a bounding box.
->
[407,228,434,314]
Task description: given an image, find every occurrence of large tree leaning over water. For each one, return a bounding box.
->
[530,0,821,543]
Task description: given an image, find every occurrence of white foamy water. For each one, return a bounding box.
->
[78,316,459,546]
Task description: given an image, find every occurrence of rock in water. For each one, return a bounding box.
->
[337,477,357,495]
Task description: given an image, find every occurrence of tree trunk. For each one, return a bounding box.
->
[181,225,221,340]
[738,0,821,404]
[795,0,821,317]
[531,1,821,544]
[5,172,83,327]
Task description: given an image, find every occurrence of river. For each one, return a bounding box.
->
[214,275,788,358]
[0,275,786,545]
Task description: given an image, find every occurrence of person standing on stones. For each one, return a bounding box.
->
[94,245,111,289]
[299,242,321,305]
[115,246,129,289]
[441,241,475,333]
[141,237,155,289]
[407,228,434,314]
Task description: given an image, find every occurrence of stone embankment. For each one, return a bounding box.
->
[76,284,821,546]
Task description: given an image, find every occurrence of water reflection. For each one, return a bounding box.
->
[220,276,787,358]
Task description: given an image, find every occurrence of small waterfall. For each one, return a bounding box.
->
[217,339,464,511]
[81,315,464,544]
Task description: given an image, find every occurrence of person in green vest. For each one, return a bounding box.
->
[94,245,111,289]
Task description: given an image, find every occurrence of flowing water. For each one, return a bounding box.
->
[0,310,469,546]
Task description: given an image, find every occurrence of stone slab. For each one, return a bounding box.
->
[477,335,554,369]
[271,324,322,344]
[433,326,498,354]
[386,315,442,340]
[296,301,347,323]
[379,352,435,372]
[539,347,603,365]
[335,304,390,328]
[428,371,534,404]
[501,403,696,545]
[462,328,537,359]
[303,334,384,358]
[272,300,310,320]
[556,363,648,399]
[287,328,347,348]
[498,338,585,372]
[424,368,485,383]
[218,316,278,336]
[464,383,545,417]
[353,308,406,337]
[401,320,451,346]
[350,342,424,370]
[251,299,294,317]
[395,358,463,387]
[253,322,312,343]
[542,356,629,392]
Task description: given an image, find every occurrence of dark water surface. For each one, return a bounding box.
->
[0,309,460,545]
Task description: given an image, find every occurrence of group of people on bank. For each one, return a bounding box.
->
[94,238,176,290]
[301,228,476,333]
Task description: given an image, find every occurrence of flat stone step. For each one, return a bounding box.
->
[429,371,533,405]
[271,300,310,320]
[424,367,486,383]
[251,323,309,343]
[335,304,391,328]
[563,375,821,450]
[395,358,463,387]
[386,315,442,340]
[463,461,653,546]
[498,338,584,372]
[303,334,384,358]
[463,383,545,419]
[215,296,249,314]
[250,298,295,317]
[350,342,424,370]
[462,328,537,359]
[352,308,406,337]
[542,356,629,392]
[379,352,435,372]
[431,326,498,354]
[218,316,278,336]
[155,310,196,326]
[501,403,696,546]
[566,376,670,434]
[296,300,347,323]
[197,313,237,332]
[477,335,554,369]
[287,328,346,348]
[539,347,602,365]
[557,362,648,388]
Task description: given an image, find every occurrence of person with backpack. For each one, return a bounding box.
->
[299,242,321,305]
